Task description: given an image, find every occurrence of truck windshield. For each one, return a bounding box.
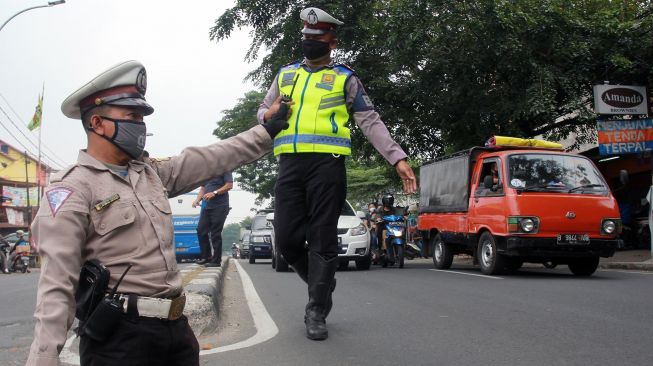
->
[507,153,607,194]
[251,215,270,230]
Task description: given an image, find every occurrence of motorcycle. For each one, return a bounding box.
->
[379,214,406,268]
[10,248,31,273]
[0,237,10,273]
[405,241,421,260]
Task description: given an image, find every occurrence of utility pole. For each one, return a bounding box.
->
[24,151,31,228]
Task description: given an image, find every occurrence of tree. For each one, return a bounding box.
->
[214,90,278,204]
[221,223,242,253]
[211,0,653,155]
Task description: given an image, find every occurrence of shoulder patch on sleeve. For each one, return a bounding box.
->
[351,78,375,112]
[46,188,74,217]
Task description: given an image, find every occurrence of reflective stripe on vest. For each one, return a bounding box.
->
[274,63,353,156]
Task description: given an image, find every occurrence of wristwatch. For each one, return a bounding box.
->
[213,190,218,195]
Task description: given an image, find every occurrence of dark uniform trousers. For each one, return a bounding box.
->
[274,153,346,264]
[197,204,230,260]
[79,314,199,366]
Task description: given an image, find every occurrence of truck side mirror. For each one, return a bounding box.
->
[483,175,494,189]
[619,169,629,186]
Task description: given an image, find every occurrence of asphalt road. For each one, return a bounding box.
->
[2,260,653,366]
[0,270,39,366]
[203,259,653,366]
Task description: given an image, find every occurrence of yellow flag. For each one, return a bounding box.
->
[27,93,43,131]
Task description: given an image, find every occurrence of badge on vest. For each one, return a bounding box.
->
[281,72,297,87]
[315,74,335,90]
[94,194,120,211]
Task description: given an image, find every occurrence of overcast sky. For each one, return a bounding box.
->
[0,0,269,224]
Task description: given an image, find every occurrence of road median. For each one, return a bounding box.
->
[182,256,230,336]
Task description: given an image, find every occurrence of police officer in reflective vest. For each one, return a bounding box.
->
[258,7,417,340]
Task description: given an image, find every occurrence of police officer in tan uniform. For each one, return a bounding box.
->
[25,60,289,366]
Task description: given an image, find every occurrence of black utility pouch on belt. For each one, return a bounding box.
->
[75,261,132,342]
[75,259,110,323]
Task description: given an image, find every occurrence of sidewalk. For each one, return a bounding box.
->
[599,249,653,271]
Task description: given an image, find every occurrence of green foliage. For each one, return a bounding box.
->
[213,90,278,204]
[221,223,242,253]
[211,0,653,157]
[239,216,253,230]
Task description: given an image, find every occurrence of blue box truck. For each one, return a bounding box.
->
[169,191,202,262]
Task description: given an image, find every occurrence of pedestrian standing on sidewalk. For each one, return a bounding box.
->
[193,171,233,267]
[257,7,417,341]
[25,60,290,366]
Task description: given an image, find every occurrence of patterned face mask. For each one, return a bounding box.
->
[98,116,147,159]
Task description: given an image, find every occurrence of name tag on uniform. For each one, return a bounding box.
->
[94,194,120,211]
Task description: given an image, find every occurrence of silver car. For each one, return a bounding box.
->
[268,200,371,272]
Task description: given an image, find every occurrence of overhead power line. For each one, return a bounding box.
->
[0,106,65,169]
[0,92,70,168]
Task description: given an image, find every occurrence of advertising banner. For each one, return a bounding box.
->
[2,186,40,207]
[593,85,648,115]
[597,118,653,155]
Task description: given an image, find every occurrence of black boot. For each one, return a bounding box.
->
[304,252,338,341]
[292,254,337,318]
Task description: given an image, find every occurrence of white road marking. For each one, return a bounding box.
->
[60,334,79,365]
[60,260,277,364]
[428,269,504,279]
[600,269,653,275]
[200,259,279,355]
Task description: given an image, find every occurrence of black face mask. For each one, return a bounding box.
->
[302,39,331,60]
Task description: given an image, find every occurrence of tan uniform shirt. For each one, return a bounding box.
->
[25,125,272,366]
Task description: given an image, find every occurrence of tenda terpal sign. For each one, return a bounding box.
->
[597,118,653,155]
[593,85,648,115]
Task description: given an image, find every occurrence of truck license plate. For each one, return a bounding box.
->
[254,247,261,251]
[557,233,590,245]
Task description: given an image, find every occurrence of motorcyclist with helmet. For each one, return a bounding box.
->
[7,230,31,273]
[375,193,407,266]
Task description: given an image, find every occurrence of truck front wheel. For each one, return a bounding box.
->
[568,256,599,276]
[432,234,453,269]
[478,232,504,275]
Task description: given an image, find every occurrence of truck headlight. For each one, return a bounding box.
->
[520,218,535,233]
[508,216,539,234]
[601,219,621,235]
[350,224,367,236]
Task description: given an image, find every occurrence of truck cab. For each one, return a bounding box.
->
[418,137,621,276]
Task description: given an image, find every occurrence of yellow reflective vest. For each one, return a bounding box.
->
[274,62,354,156]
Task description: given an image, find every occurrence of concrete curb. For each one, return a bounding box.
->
[599,261,653,271]
[182,256,230,336]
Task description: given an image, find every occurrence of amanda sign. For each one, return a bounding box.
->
[593,85,648,115]
[597,118,653,155]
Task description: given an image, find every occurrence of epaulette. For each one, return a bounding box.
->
[149,157,171,163]
[280,61,301,71]
[335,63,356,74]
[50,164,78,183]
